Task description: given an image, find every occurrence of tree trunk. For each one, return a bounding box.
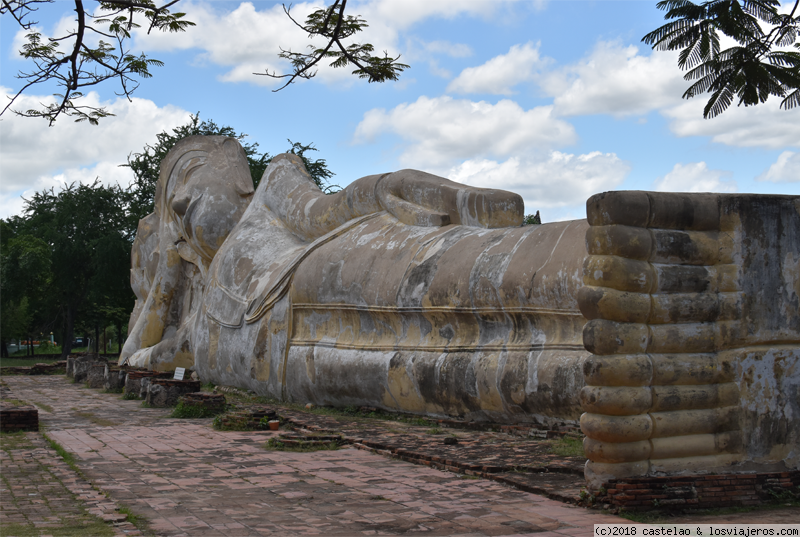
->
[117,321,123,356]
[1,339,8,358]
[94,324,99,354]
[60,307,75,360]
[103,326,107,354]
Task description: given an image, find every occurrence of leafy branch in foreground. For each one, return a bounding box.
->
[1,0,194,125]
[256,0,409,91]
[643,0,800,118]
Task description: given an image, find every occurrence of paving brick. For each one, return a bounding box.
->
[5,374,800,535]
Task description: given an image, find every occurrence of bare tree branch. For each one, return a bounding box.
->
[2,0,406,124]
[2,0,193,124]
[255,0,408,91]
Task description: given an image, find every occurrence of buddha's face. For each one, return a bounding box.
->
[168,141,254,262]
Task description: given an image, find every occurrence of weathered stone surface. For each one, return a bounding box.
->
[70,354,107,383]
[118,135,798,485]
[103,365,127,392]
[120,135,585,425]
[146,379,201,407]
[86,363,107,389]
[580,191,799,488]
[178,392,226,413]
[123,370,170,398]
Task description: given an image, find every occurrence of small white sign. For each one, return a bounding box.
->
[173,367,185,380]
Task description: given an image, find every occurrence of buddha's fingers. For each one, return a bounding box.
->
[378,170,524,228]
[377,189,451,227]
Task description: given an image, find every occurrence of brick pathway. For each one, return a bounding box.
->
[2,375,798,536]
[0,430,139,536]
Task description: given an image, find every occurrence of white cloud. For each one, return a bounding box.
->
[354,96,576,168]
[355,0,511,29]
[402,39,474,79]
[447,152,629,214]
[541,41,685,117]
[757,151,800,183]
[663,99,800,149]
[132,2,327,87]
[653,162,737,193]
[447,42,549,95]
[535,39,799,150]
[0,87,190,218]
[422,41,473,58]
[130,0,516,88]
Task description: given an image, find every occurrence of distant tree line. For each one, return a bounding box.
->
[0,114,337,359]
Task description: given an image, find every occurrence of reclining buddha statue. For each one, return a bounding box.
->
[122,135,799,487]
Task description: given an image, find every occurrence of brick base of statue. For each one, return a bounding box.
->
[601,471,800,511]
[146,379,202,407]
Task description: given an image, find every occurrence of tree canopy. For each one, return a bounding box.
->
[0,181,134,358]
[643,0,800,118]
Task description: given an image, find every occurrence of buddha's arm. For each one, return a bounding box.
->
[260,153,524,241]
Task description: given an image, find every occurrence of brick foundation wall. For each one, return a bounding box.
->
[0,406,39,432]
[602,471,800,511]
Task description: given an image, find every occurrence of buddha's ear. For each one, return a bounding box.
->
[222,138,255,196]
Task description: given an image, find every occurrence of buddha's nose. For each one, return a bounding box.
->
[172,190,191,216]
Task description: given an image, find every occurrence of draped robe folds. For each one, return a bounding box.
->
[191,153,590,424]
[122,135,800,484]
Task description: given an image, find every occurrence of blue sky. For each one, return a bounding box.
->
[2,0,798,222]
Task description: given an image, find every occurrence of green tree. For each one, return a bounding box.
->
[284,140,339,192]
[0,220,52,357]
[13,181,134,359]
[644,0,800,118]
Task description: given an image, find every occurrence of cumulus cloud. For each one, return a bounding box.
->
[354,96,575,168]
[447,152,630,213]
[130,2,327,87]
[757,151,800,183]
[355,0,512,30]
[402,38,473,79]
[663,99,800,149]
[653,162,737,193]
[130,0,515,88]
[0,87,190,218]
[534,39,799,150]
[447,42,549,95]
[422,40,473,58]
[540,41,685,117]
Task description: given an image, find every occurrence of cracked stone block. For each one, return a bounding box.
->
[146,379,202,407]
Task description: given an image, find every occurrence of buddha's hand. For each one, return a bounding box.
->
[376,170,524,228]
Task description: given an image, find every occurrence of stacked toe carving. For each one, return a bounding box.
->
[578,191,800,485]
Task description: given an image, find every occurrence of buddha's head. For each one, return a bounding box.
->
[158,136,254,263]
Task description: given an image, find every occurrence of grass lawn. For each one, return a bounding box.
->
[0,356,63,368]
